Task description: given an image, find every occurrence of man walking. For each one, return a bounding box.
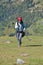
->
[15,16,25,47]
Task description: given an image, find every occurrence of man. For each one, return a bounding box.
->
[15,16,25,47]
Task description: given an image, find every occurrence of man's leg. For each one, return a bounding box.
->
[16,33,22,47]
[18,33,22,46]
[16,33,20,47]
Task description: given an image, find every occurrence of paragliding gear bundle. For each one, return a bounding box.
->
[22,31,25,37]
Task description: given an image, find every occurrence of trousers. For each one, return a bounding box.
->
[16,32,22,46]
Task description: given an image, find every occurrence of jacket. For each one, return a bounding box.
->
[15,22,25,32]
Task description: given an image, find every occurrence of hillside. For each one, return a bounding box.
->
[27,19,43,35]
[0,0,43,36]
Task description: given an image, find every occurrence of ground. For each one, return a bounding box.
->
[0,35,43,65]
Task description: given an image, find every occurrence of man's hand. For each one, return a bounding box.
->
[23,28,25,32]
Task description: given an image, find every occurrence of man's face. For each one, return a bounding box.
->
[18,20,21,23]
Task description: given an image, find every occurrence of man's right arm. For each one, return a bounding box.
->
[15,22,18,32]
[15,22,18,29]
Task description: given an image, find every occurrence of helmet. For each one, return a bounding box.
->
[17,16,22,22]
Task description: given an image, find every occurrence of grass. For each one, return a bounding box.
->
[0,35,43,65]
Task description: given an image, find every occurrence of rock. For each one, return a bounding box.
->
[29,38,32,41]
[6,40,11,44]
[21,53,29,57]
[16,58,25,64]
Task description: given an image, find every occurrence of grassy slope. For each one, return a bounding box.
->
[28,19,43,35]
[0,35,43,65]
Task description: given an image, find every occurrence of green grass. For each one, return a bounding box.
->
[0,35,43,65]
